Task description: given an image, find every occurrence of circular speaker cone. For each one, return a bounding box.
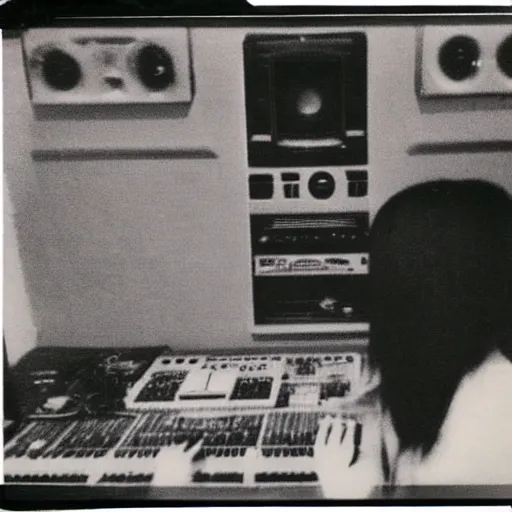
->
[135,44,175,91]
[296,88,323,116]
[438,35,480,81]
[497,34,512,79]
[41,49,82,91]
[309,172,335,200]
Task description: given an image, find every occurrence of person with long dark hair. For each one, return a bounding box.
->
[315,179,512,497]
[155,180,512,496]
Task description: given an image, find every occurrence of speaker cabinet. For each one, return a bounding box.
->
[420,25,512,98]
[244,33,368,167]
[22,28,193,105]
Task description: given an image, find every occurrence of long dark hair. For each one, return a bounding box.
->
[369,179,512,457]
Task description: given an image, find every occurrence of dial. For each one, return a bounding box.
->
[308,171,335,200]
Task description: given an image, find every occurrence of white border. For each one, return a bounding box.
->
[249,1,510,5]
[1,26,5,486]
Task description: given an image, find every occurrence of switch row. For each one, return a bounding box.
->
[192,471,244,483]
[261,446,314,457]
[249,171,368,200]
[255,472,318,483]
[99,473,153,484]
[5,473,88,483]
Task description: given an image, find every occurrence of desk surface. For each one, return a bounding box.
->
[3,483,512,505]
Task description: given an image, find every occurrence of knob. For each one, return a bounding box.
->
[41,49,82,91]
[308,172,335,200]
[438,35,480,81]
[497,34,512,79]
[134,44,175,91]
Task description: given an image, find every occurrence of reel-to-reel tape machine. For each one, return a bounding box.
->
[23,28,193,105]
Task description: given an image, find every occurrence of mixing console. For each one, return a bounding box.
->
[262,411,318,453]
[46,416,135,459]
[115,412,263,458]
[4,416,136,484]
[4,408,377,487]
[4,420,74,460]
[124,352,364,411]
[134,371,188,402]
[4,350,379,490]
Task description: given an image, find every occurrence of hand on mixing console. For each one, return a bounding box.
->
[314,417,380,499]
[151,437,205,487]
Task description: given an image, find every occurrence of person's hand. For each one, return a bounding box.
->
[314,416,379,499]
[151,438,205,487]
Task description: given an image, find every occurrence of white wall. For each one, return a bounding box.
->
[4,180,39,369]
[3,21,512,352]
[4,181,37,364]
[3,39,38,363]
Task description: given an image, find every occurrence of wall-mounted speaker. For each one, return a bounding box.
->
[420,25,512,98]
[22,28,193,105]
[244,33,368,167]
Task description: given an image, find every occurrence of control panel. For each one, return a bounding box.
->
[4,416,136,485]
[4,409,377,488]
[244,33,370,335]
[4,349,379,490]
[250,214,370,330]
[123,351,366,411]
[254,253,368,277]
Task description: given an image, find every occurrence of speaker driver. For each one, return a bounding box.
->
[273,57,343,141]
[41,48,82,91]
[296,88,323,117]
[134,43,175,91]
[438,35,480,81]
[497,34,512,79]
[244,32,367,166]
